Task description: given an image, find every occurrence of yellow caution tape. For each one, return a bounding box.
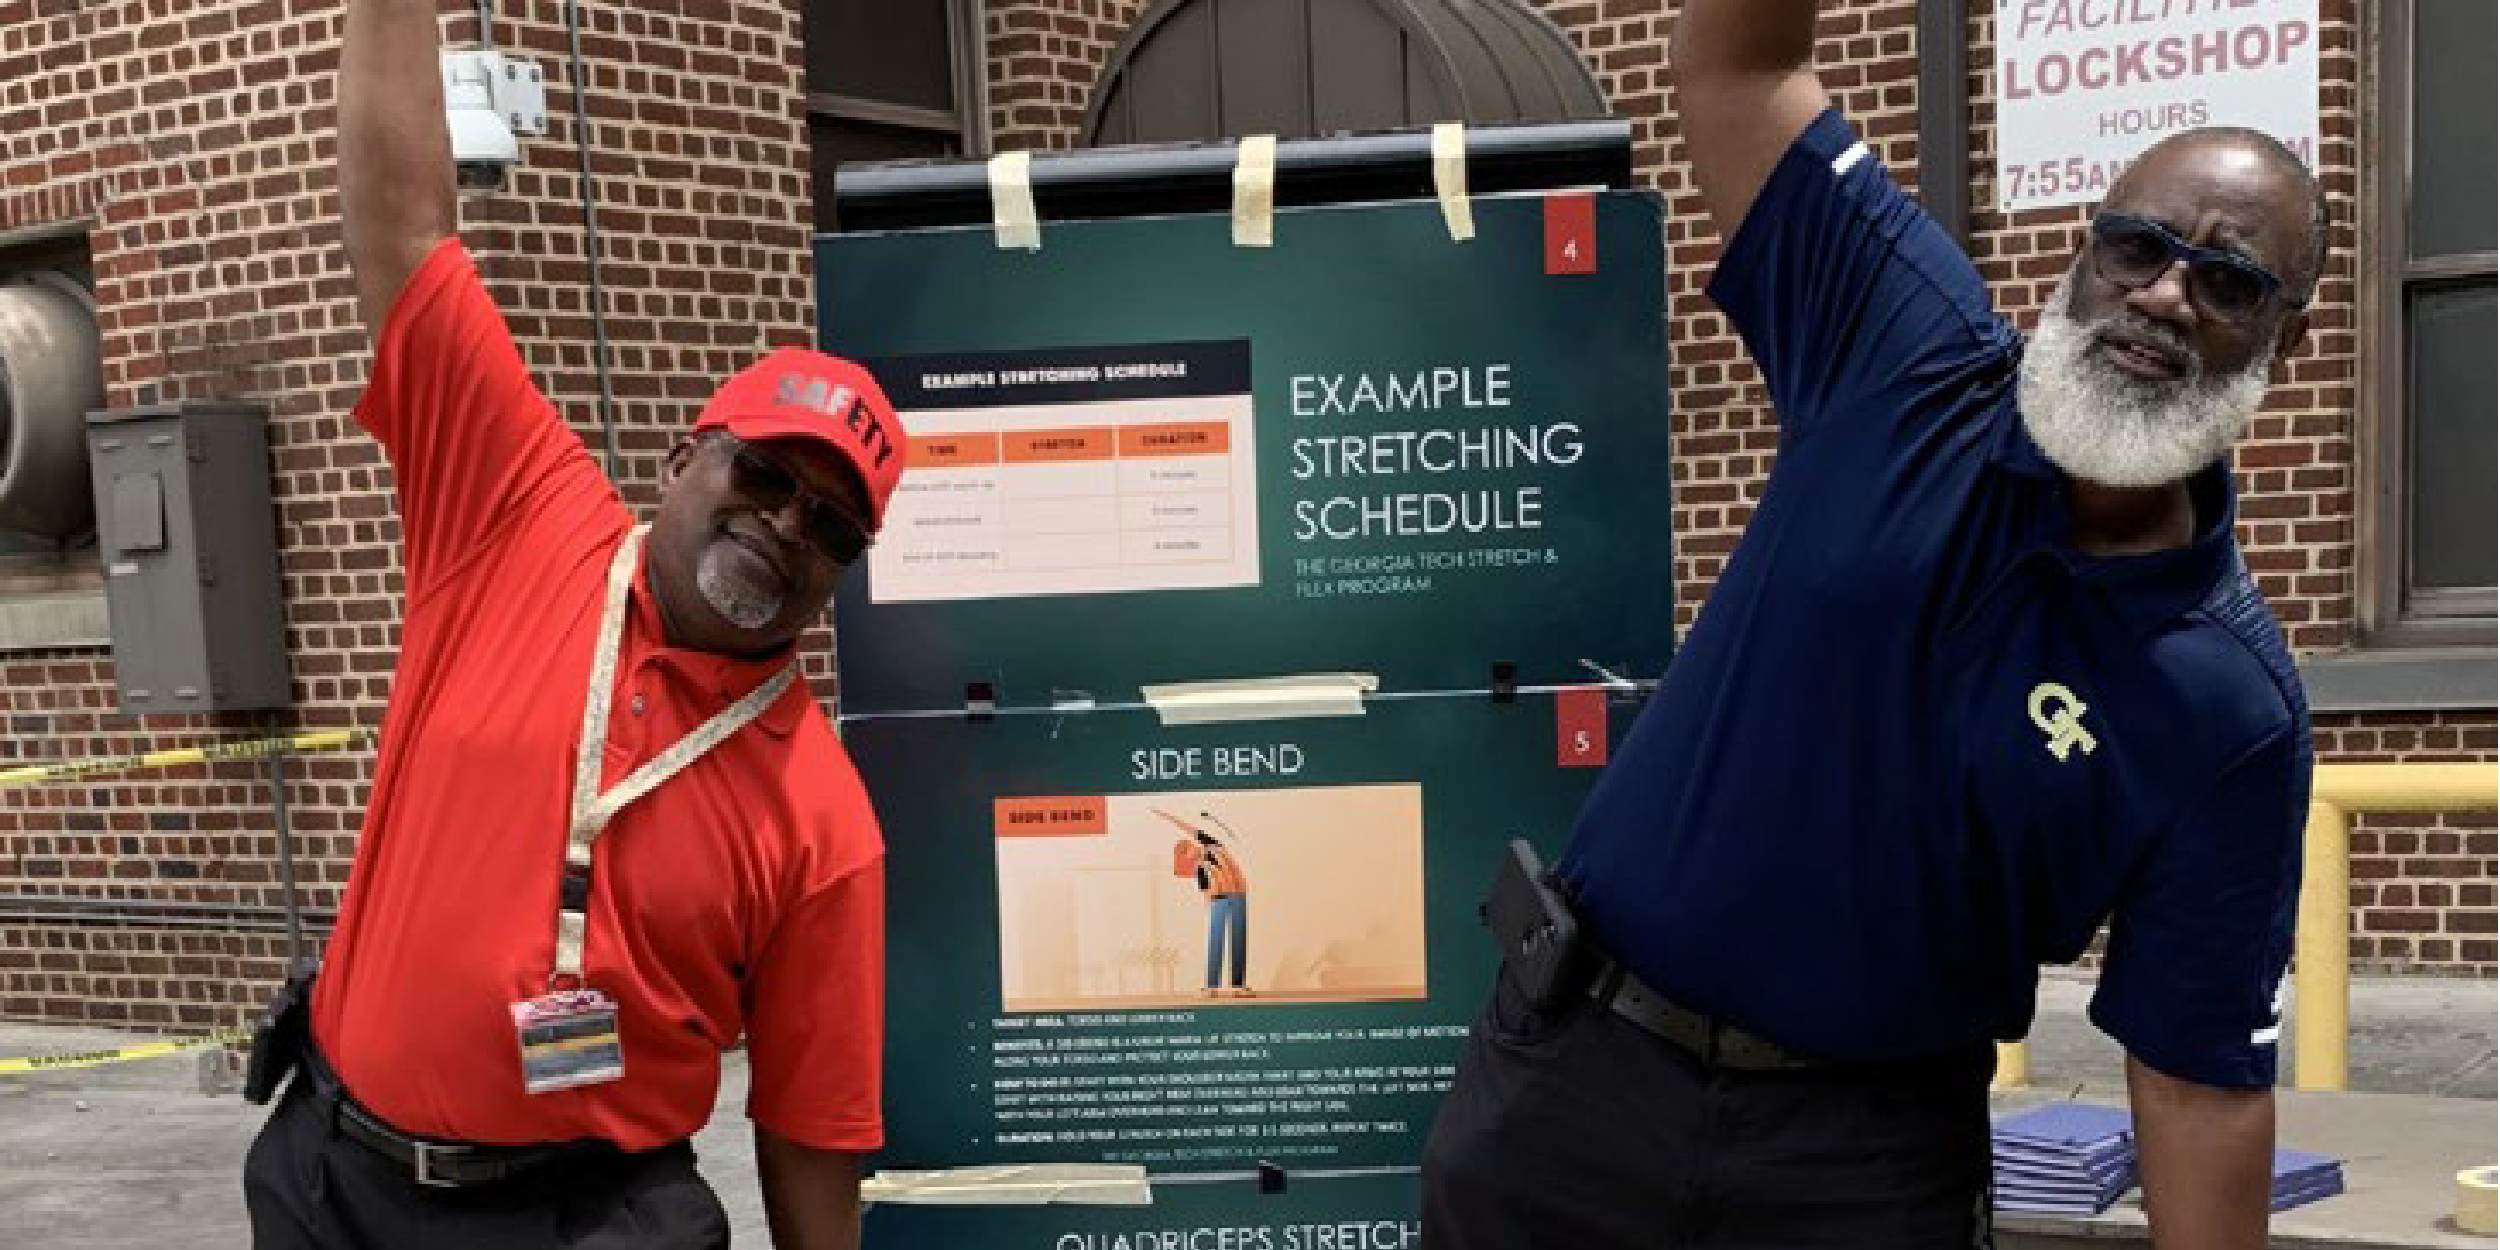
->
[0,728,375,788]
[0,1025,256,1074]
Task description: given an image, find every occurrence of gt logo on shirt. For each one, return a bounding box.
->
[2028,682,2098,762]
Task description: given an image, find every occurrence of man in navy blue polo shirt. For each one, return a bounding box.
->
[1420,3,2320,1248]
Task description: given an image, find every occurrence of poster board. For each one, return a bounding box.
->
[820,187,1674,1243]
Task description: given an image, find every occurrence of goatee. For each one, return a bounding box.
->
[2017,272,2273,488]
[696,541,785,630]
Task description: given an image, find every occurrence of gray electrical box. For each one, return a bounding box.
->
[84,402,291,713]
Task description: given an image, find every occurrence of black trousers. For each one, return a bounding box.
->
[243,1062,730,1250]
[1420,969,1995,1250]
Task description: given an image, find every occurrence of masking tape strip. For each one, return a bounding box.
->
[1431,122,1474,242]
[1151,1163,1415,1187]
[1232,134,1277,247]
[989,151,1041,251]
[864,1163,1152,1207]
[0,1025,254,1074]
[839,681,1655,727]
[2459,1165,2498,1236]
[0,728,375,789]
[1139,673,1378,727]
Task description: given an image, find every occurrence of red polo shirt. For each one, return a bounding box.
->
[311,238,885,1154]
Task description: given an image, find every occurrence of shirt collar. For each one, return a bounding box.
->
[628,545,809,737]
[1992,393,2242,637]
[2061,461,2239,638]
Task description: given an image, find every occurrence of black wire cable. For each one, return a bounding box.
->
[564,0,622,481]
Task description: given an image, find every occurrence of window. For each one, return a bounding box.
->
[802,0,987,234]
[2363,0,2497,646]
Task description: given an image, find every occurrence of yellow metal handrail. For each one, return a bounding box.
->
[2294,763,2497,1090]
[1994,762,2497,1092]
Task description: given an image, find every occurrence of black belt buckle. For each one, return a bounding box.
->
[405,1140,507,1185]
[410,1139,455,1189]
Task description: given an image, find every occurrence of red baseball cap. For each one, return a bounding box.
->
[691,347,908,530]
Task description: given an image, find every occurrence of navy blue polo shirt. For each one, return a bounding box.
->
[1560,111,2312,1088]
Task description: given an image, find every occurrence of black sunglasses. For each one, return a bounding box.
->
[722,439,873,565]
[2090,212,2300,324]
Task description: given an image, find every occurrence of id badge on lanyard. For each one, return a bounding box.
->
[513,987,626,1094]
[518,526,792,1096]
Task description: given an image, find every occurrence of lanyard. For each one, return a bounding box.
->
[552,526,794,979]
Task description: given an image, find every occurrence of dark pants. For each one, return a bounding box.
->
[1420,969,1995,1250]
[243,1059,730,1250]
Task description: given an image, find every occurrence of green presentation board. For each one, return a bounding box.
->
[846,691,1631,1174]
[820,186,1676,1245]
[819,191,1674,715]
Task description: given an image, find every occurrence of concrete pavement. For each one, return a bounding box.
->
[1,971,2490,1249]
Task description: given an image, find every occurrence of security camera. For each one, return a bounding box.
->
[454,159,509,192]
[441,50,546,191]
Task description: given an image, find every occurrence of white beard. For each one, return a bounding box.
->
[2017,273,2274,488]
[695,541,784,630]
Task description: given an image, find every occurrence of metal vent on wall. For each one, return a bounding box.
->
[0,270,103,539]
[1083,0,1610,146]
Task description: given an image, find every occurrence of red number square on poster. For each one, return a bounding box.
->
[1556,687,1608,768]
[1544,192,1597,275]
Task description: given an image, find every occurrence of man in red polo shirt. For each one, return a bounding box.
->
[239,2,899,1247]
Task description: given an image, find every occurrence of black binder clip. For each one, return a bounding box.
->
[966,681,997,723]
[1491,660,1519,704]
[1257,1160,1287,1194]
[559,864,592,912]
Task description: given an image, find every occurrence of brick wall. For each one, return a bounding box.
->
[0,0,817,1028]
[985,0,1141,153]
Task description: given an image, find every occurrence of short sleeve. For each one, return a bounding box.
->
[355,238,608,595]
[2090,730,2305,1088]
[1705,110,2017,444]
[744,855,886,1152]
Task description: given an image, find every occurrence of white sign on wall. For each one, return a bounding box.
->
[1995,0,2320,213]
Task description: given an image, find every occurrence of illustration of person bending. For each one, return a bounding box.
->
[1160,810,1252,998]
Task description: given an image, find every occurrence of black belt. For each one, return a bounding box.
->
[300,1043,620,1188]
[1587,963,1831,1071]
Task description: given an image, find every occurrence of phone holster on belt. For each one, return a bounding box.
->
[242,958,318,1105]
[1479,838,1596,1010]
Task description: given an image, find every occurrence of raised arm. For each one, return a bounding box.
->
[1669,0,1834,241]
[340,0,458,340]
